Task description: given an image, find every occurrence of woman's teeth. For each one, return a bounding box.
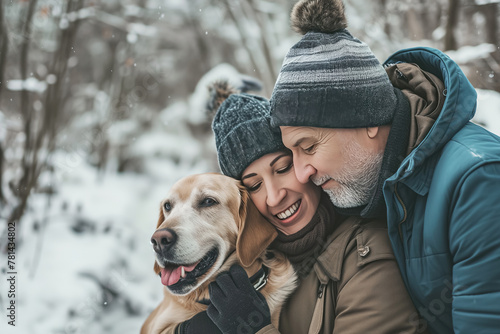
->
[276,201,300,220]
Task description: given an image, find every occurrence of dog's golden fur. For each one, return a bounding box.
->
[141,173,297,334]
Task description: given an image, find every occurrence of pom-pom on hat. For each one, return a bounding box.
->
[209,80,285,179]
[270,0,405,129]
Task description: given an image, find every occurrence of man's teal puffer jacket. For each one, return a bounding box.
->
[382,47,500,334]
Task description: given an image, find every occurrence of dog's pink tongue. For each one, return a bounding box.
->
[160,262,200,287]
[161,267,180,286]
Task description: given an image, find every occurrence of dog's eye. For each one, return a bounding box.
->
[199,197,218,208]
[164,201,172,212]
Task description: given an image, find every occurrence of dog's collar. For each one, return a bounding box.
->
[197,265,269,306]
[250,264,269,291]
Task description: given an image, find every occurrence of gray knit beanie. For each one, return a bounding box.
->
[270,0,403,128]
[209,81,285,179]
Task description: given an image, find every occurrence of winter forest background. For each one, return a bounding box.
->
[0,0,499,333]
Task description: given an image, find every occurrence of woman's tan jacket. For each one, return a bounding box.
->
[257,216,426,334]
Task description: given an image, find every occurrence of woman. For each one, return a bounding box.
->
[178,82,425,334]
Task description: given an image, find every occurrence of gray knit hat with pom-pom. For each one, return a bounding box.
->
[208,80,285,179]
[270,0,406,129]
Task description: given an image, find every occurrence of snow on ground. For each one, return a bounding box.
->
[445,43,497,64]
[0,156,197,334]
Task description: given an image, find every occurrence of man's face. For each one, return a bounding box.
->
[280,126,384,208]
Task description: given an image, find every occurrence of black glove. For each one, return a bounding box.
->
[207,265,271,334]
[176,311,222,334]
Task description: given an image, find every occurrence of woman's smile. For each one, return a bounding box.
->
[275,199,301,221]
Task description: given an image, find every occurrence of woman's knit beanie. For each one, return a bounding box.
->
[209,80,285,179]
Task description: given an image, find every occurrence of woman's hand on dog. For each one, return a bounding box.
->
[176,311,222,334]
[207,265,272,334]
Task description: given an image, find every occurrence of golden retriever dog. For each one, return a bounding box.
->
[141,173,298,334]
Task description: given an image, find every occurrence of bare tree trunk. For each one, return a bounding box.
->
[405,0,426,41]
[8,0,39,227]
[221,0,264,85]
[434,0,443,37]
[245,0,278,93]
[186,1,212,76]
[379,0,392,38]
[419,0,441,39]
[19,0,38,169]
[0,0,8,102]
[444,0,460,50]
[44,0,84,146]
[479,3,498,46]
[0,1,8,203]
[0,144,4,203]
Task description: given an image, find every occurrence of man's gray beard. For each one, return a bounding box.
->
[314,140,384,208]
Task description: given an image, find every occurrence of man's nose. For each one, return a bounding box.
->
[293,157,316,184]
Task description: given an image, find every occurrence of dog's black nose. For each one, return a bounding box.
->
[151,228,177,253]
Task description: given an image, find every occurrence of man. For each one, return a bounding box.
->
[270,0,500,333]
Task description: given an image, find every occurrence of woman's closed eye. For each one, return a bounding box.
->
[246,181,262,193]
[276,162,293,174]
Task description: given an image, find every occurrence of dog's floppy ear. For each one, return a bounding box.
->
[153,207,165,275]
[236,184,278,267]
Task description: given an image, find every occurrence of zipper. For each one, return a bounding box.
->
[394,183,407,242]
[309,283,327,334]
[317,284,325,299]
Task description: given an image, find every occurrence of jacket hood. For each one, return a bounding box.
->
[383,47,477,183]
